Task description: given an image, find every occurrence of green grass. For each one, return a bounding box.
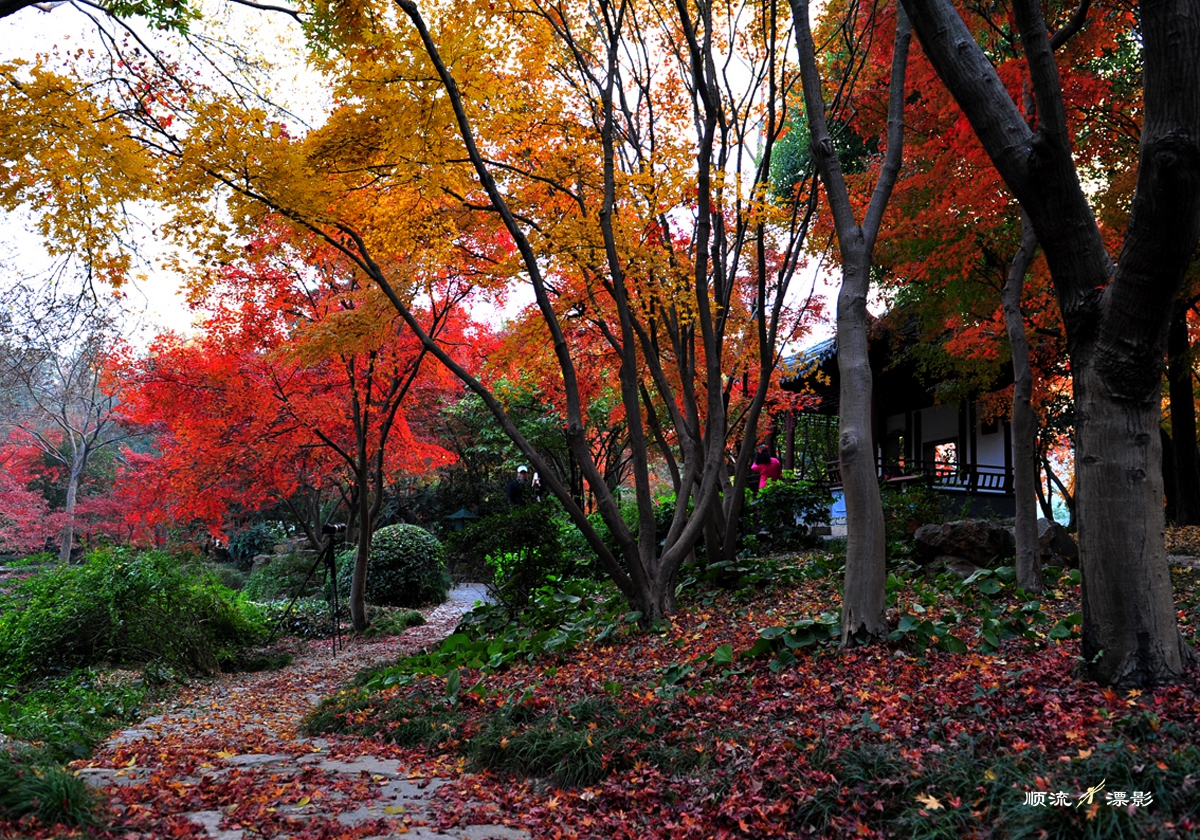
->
[0,670,140,829]
[303,687,467,749]
[0,670,147,762]
[0,746,99,828]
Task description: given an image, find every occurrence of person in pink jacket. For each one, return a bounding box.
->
[751,445,782,489]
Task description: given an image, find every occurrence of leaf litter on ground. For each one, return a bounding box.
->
[2,596,524,840]
[306,554,1200,840]
[5,553,1199,840]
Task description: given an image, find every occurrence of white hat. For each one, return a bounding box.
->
[517,465,529,473]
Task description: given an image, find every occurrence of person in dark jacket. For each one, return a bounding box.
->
[507,465,531,506]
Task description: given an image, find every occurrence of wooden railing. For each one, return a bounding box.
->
[825,458,1014,494]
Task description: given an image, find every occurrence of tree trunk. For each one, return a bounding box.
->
[634,568,677,625]
[791,0,909,644]
[1034,465,1055,521]
[58,447,86,562]
[1162,427,1178,523]
[837,251,889,641]
[1074,360,1196,684]
[901,0,1200,686]
[1167,306,1200,525]
[1001,215,1042,592]
[350,497,371,633]
[348,418,374,632]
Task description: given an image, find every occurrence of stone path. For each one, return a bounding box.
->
[74,585,529,840]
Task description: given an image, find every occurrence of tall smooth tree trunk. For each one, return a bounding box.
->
[350,485,372,633]
[1167,307,1200,525]
[58,447,86,562]
[837,251,888,640]
[1001,215,1042,592]
[792,0,910,643]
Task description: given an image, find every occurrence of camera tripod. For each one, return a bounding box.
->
[266,523,345,654]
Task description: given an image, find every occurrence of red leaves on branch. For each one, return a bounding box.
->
[112,222,462,538]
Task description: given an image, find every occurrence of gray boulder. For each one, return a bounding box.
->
[924,555,989,580]
[250,554,274,577]
[1036,517,1078,568]
[914,519,1016,567]
[273,536,314,555]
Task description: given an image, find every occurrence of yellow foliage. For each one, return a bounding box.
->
[0,58,160,284]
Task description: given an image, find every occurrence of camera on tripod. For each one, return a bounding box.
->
[267,522,348,653]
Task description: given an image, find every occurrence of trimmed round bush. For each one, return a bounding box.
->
[339,524,449,608]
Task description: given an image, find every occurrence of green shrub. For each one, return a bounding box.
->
[256,597,346,640]
[228,522,285,568]
[442,528,491,581]
[206,562,248,591]
[580,501,640,565]
[453,505,568,610]
[360,608,426,638]
[361,578,630,690]
[748,479,833,550]
[243,553,325,602]
[556,494,682,571]
[2,552,54,568]
[339,524,449,608]
[0,670,147,762]
[882,480,943,557]
[0,746,99,828]
[0,548,265,683]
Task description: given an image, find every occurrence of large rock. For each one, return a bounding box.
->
[250,554,275,577]
[1036,517,1078,568]
[914,519,1016,566]
[272,536,315,556]
[997,518,1079,568]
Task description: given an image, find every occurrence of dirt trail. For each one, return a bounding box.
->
[74,586,530,840]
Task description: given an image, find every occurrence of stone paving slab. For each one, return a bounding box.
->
[305,756,406,776]
[186,810,246,840]
[76,767,151,787]
[222,752,295,767]
[332,777,448,824]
